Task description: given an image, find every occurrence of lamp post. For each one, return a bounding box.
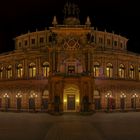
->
[3,93,9,111]
[16,93,22,111]
[120,93,126,111]
[105,93,112,111]
[29,93,38,111]
[132,93,138,110]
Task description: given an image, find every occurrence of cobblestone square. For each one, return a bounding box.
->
[0,112,140,140]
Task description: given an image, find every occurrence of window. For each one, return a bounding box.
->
[19,42,21,48]
[17,64,23,78]
[29,63,36,78]
[107,39,111,45]
[68,65,75,73]
[93,90,100,96]
[114,41,117,46]
[93,62,100,77]
[120,42,123,48]
[130,65,134,79]
[24,40,28,46]
[42,62,50,77]
[0,67,3,79]
[99,37,103,43]
[106,63,113,78]
[7,65,12,79]
[40,37,44,43]
[119,64,125,78]
[31,39,35,44]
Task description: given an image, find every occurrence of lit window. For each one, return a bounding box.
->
[42,62,50,77]
[7,65,12,79]
[130,65,134,79]
[29,63,36,78]
[119,64,125,78]
[93,62,100,77]
[106,63,113,78]
[17,64,23,78]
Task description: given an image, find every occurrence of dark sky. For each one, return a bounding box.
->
[0,0,139,53]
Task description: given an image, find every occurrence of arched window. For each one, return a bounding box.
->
[29,63,36,78]
[119,64,125,78]
[93,62,100,77]
[129,65,134,79]
[17,64,23,78]
[0,67,3,79]
[7,65,12,79]
[42,62,50,77]
[106,63,113,78]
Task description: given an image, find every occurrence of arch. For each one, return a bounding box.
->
[29,63,36,78]
[93,90,101,110]
[42,90,49,110]
[17,64,23,78]
[106,63,113,78]
[129,65,134,79]
[42,62,50,77]
[29,90,38,111]
[119,64,125,78]
[93,62,100,77]
[7,65,12,79]
[120,92,126,110]
[105,90,115,110]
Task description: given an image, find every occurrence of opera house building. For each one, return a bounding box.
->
[0,3,140,113]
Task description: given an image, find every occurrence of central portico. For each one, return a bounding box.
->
[48,75,94,113]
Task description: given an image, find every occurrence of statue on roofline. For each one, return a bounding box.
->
[63,2,80,18]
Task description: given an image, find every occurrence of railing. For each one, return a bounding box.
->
[53,72,91,77]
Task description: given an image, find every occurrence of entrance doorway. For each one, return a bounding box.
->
[29,98,35,110]
[67,95,75,110]
[63,84,80,112]
[17,98,21,110]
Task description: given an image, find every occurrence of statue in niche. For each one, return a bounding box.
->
[86,33,94,44]
[49,32,57,44]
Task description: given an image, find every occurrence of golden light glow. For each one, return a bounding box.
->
[76,99,79,102]
[64,99,67,103]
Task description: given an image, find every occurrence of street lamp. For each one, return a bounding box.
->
[3,93,9,111]
[132,93,138,110]
[120,93,126,111]
[105,93,112,111]
[16,93,22,111]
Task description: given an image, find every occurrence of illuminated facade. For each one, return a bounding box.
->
[0,3,140,112]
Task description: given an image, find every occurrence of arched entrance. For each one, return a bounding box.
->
[63,84,80,112]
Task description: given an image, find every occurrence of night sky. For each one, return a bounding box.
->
[0,0,139,53]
